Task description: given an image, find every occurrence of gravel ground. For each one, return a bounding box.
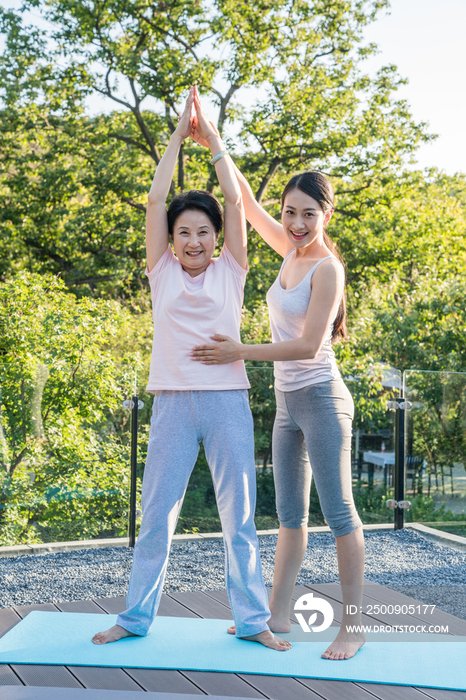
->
[1,530,465,619]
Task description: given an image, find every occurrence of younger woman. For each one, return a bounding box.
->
[192,167,365,660]
[92,88,290,652]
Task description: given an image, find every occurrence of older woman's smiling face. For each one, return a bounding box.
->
[172,209,219,277]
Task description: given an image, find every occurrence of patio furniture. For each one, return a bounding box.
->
[362,451,395,488]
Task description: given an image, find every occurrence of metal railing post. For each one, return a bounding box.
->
[129,394,139,547]
[394,396,406,530]
[387,393,411,528]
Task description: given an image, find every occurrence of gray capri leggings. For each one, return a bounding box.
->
[273,378,362,537]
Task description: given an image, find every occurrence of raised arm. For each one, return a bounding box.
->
[146,88,194,272]
[231,161,294,259]
[192,90,247,269]
[191,258,344,363]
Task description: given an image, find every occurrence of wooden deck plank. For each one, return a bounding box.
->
[0,664,23,686]
[0,608,22,638]
[236,673,323,700]
[0,687,257,699]
[66,666,144,691]
[297,678,398,700]
[157,593,201,619]
[413,689,466,700]
[91,593,201,619]
[55,601,106,614]
[92,597,126,615]
[14,603,58,618]
[167,591,234,620]
[11,664,83,688]
[354,683,437,700]
[181,670,267,698]
[123,668,205,695]
[197,588,232,609]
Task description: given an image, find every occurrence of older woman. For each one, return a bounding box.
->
[92,87,290,652]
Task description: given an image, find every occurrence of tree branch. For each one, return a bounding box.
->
[10,446,28,477]
[67,275,116,287]
[335,181,373,196]
[334,207,362,221]
[163,104,177,196]
[165,103,177,133]
[178,142,185,191]
[23,239,75,272]
[95,70,161,163]
[128,77,161,163]
[139,13,201,63]
[255,156,281,204]
[121,195,147,212]
[217,83,240,135]
[107,133,153,157]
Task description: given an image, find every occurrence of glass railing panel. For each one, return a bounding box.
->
[0,362,135,547]
[135,365,398,534]
[349,364,401,525]
[403,370,466,533]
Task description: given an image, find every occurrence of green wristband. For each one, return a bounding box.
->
[210,150,228,165]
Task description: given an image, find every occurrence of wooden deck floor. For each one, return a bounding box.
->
[1,582,466,700]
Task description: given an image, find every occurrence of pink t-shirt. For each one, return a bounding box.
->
[145,244,250,392]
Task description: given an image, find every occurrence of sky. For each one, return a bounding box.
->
[2,0,465,175]
[362,0,466,175]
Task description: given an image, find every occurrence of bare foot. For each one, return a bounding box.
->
[321,629,366,660]
[227,614,291,636]
[92,624,138,645]
[241,629,292,651]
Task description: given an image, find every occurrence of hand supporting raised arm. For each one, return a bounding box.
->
[146,88,195,272]
[192,88,247,269]
[191,96,291,260]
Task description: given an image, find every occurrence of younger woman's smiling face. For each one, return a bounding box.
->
[281,188,332,249]
[171,209,219,277]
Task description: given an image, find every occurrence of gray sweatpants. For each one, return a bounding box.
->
[273,379,362,536]
[116,390,270,638]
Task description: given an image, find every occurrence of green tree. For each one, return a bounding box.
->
[1,0,433,299]
[0,272,142,544]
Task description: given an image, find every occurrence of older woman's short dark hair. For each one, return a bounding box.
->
[167,190,223,236]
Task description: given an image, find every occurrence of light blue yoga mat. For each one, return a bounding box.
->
[0,612,465,692]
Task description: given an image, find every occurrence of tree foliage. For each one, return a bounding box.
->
[1,1,465,543]
[0,272,143,544]
[1,0,434,301]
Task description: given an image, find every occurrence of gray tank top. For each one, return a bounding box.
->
[266,251,342,392]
